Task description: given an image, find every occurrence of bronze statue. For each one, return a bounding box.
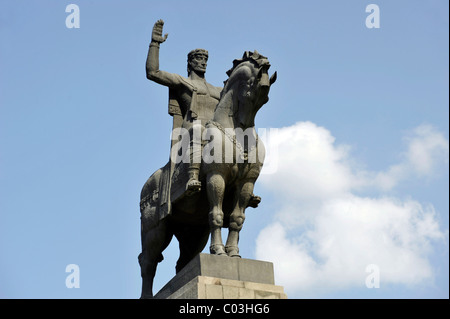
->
[138,19,277,298]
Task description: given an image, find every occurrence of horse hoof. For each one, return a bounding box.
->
[247,195,261,208]
[210,244,226,256]
[225,246,241,258]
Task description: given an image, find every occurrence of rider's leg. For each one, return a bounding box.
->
[186,124,203,194]
[186,139,202,194]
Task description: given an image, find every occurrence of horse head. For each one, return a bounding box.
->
[219,50,277,129]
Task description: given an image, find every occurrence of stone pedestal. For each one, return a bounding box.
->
[154,254,287,299]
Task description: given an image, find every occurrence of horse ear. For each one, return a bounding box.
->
[270,71,277,85]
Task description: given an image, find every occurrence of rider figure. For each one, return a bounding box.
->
[146,20,261,206]
[146,19,221,194]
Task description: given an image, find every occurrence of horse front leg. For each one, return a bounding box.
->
[225,180,254,257]
[206,173,226,255]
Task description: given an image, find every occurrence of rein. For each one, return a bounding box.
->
[206,120,257,162]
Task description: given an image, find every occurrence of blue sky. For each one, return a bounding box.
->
[0,0,448,299]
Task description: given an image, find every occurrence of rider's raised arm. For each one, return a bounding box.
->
[146,19,183,88]
[146,42,183,87]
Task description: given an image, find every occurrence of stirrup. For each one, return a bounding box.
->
[185,178,201,196]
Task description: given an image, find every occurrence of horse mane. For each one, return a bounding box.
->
[222,50,270,89]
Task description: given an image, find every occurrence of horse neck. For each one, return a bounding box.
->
[213,80,257,131]
[212,86,236,129]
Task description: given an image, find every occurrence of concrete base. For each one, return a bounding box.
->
[154,254,287,299]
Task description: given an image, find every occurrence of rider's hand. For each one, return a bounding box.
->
[152,19,168,44]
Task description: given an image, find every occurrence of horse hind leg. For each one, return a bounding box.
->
[138,250,158,299]
[139,217,172,299]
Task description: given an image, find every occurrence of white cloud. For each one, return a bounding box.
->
[405,124,449,176]
[256,122,448,297]
[260,121,357,201]
[374,124,449,190]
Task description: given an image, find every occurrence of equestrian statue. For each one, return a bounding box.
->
[138,19,277,298]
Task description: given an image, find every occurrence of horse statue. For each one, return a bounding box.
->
[138,50,277,298]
